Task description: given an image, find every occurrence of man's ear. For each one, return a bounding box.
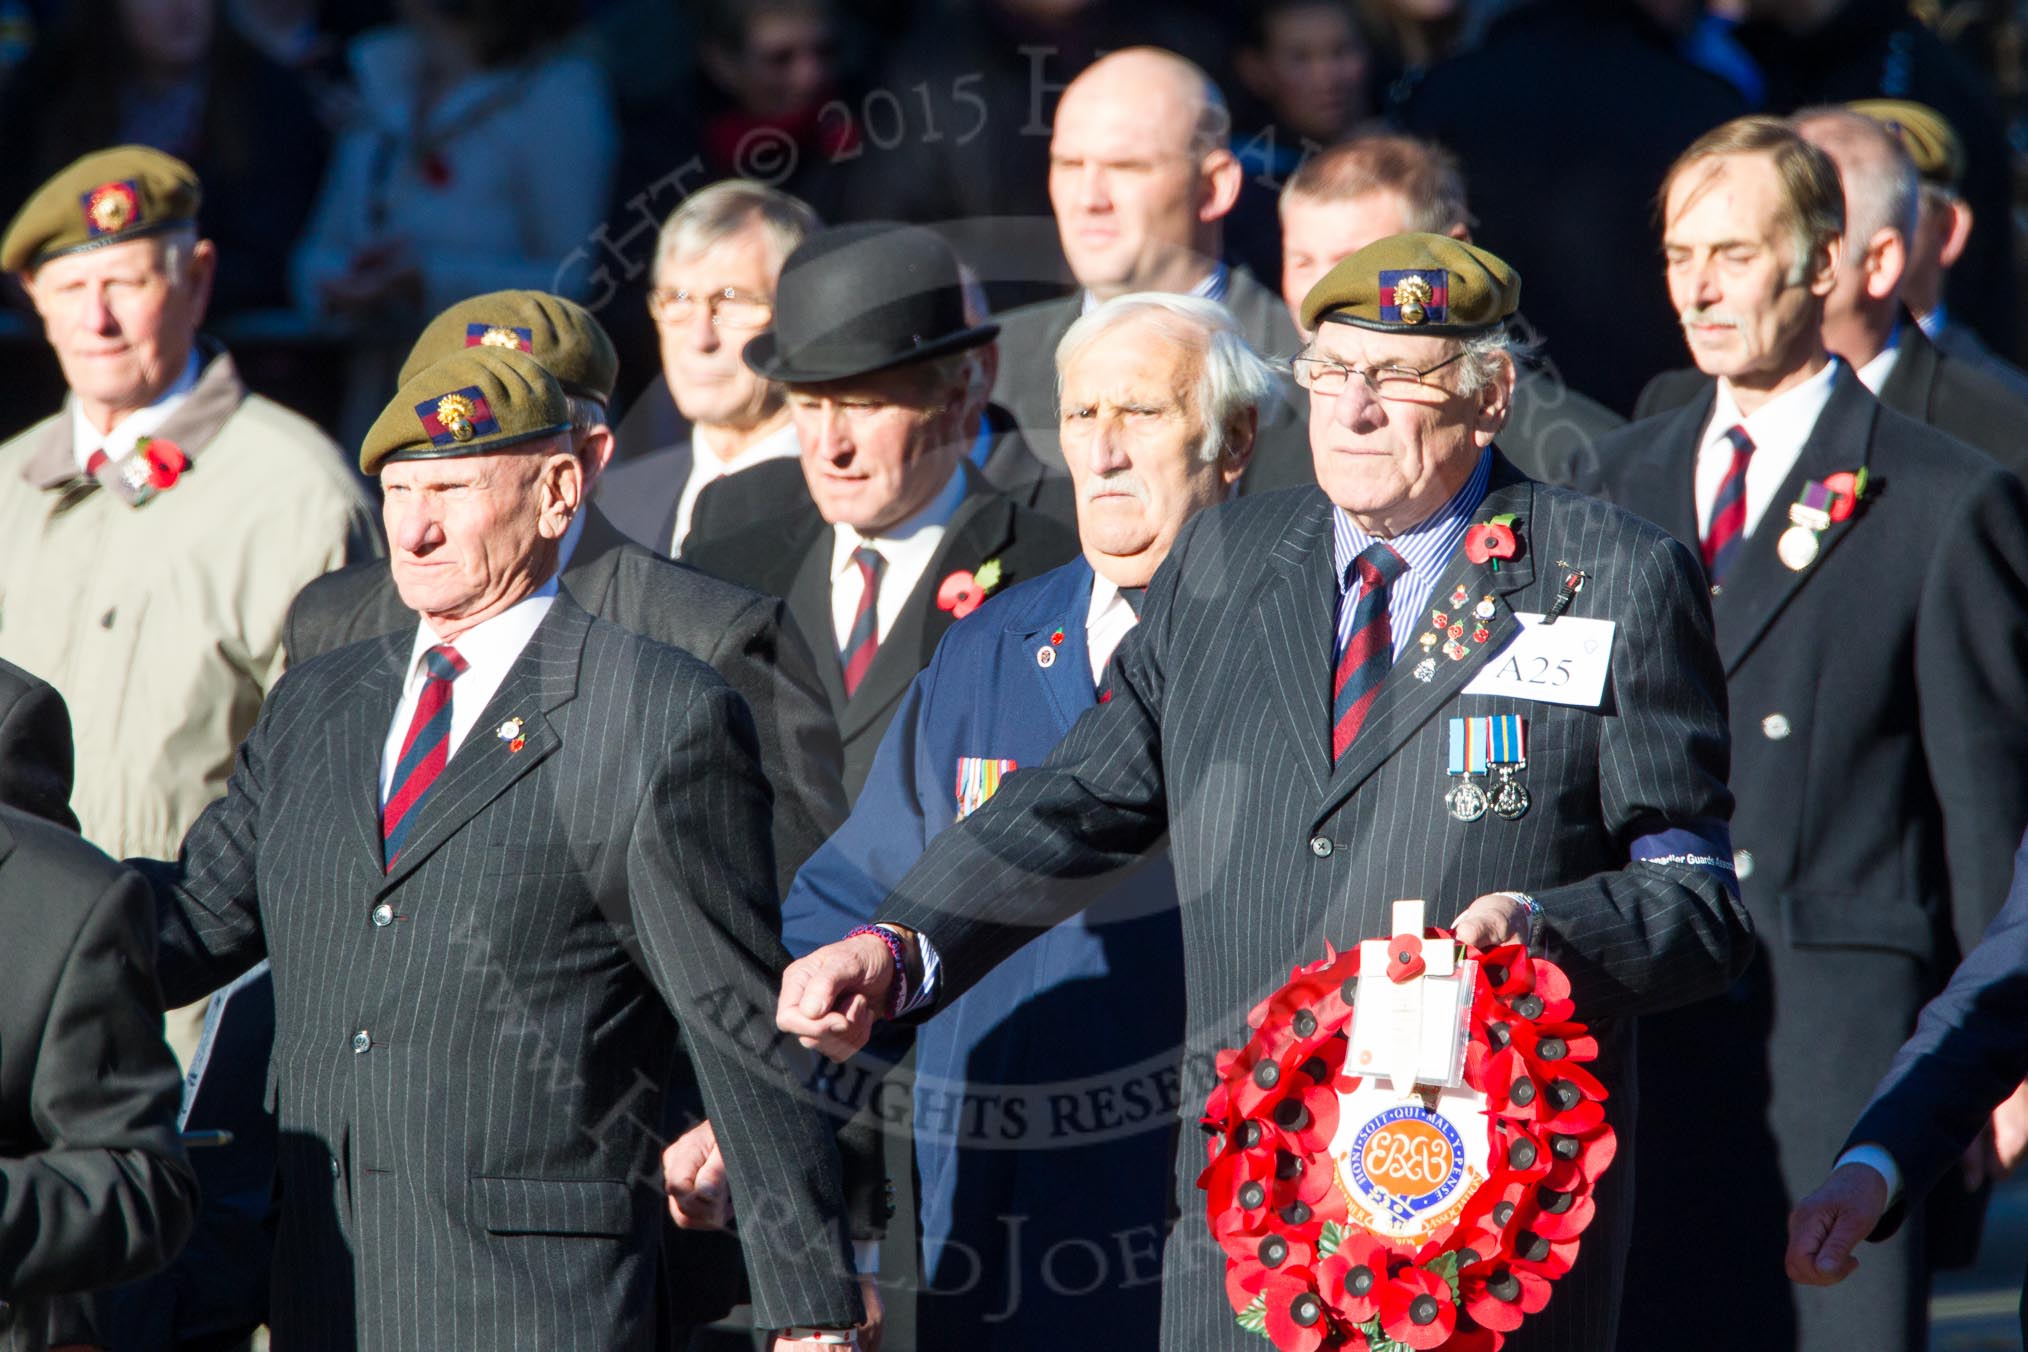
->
[1219,407,1259,487]
[1200,148,1245,225]
[1861,228,1907,301]
[1472,352,1516,447]
[1939,198,1975,270]
[538,450,584,540]
[576,424,617,484]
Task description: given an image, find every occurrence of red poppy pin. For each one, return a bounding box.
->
[139,437,187,490]
[937,557,1003,620]
[1464,513,1520,568]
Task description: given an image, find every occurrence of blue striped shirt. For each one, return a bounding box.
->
[1330,450,1492,662]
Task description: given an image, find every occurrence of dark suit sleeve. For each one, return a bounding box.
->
[1848,828,2028,1228]
[877,522,1182,1011]
[132,691,276,1007]
[0,866,197,1298]
[626,681,862,1330]
[1527,528,1753,1020]
[0,668,78,832]
[1914,467,2028,955]
[707,595,849,889]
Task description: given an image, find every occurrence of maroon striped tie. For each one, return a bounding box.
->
[382,643,467,868]
[1331,544,1406,761]
[1701,424,1755,581]
[841,547,884,697]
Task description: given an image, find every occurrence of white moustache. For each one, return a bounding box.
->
[1084,473,1149,505]
[1680,308,1743,330]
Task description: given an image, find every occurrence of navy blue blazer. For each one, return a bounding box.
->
[1848,825,2028,1231]
[782,556,1184,1348]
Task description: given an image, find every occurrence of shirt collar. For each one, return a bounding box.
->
[695,416,800,473]
[1855,323,1902,394]
[1916,303,1946,339]
[1709,358,1841,456]
[72,348,203,472]
[830,461,967,577]
[1330,449,1493,592]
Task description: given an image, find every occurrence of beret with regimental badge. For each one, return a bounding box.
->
[1300,232,1521,338]
[1847,99,1964,191]
[361,347,572,476]
[399,289,620,403]
[1,145,202,273]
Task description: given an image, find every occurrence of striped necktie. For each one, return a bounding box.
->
[1331,542,1407,762]
[841,546,884,697]
[382,643,468,868]
[1701,424,1755,582]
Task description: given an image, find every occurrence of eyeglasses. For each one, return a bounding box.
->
[1291,350,1466,399]
[648,286,774,329]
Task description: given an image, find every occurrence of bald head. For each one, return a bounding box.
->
[1794,107,1917,365]
[1048,47,1243,299]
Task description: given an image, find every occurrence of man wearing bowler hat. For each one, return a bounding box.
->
[685,223,1077,802]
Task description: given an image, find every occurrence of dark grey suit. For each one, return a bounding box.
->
[874,457,1753,1351]
[1578,367,2028,1352]
[1931,316,2028,406]
[989,268,1304,473]
[139,594,862,1350]
[0,806,196,1352]
[1631,317,2028,483]
[0,658,76,834]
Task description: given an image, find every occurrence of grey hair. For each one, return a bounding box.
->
[1792,106,1919,261]
[652,180,819,285]
[157,226,199,286]
[1453,331,1520,398]
[1054,292,1279,463]
[565,393,608,434]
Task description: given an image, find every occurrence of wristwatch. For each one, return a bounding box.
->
[1498,891,1543,945]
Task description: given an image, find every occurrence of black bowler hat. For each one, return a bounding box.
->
[742,222,999,384]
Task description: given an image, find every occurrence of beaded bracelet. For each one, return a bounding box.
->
[845,924,908,1019]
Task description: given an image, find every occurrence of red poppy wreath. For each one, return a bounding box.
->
[1199,926,1614,1351]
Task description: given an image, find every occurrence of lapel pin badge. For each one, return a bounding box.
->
[497,717,526,753]
[1036,644,1056,669]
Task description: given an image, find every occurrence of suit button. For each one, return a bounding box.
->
[1761,714,1791,741]
[330,1156,340,1179]
[1309,836,1333,859]
[371,903,395,927]
[1734,849,1754,881]
[1709,583,1723,597]
[352,1030,372,1055]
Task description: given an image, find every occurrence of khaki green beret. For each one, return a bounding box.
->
[399,290,619,403]
[1847,99,1964,191]
[1301,232,1521,338]
[1,146,202,273]
[361,347,572,476]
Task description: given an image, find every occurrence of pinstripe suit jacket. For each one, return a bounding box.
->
[138,593,862,1350]
[878,455,1754,1351]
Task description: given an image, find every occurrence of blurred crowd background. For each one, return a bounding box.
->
[2,0,2024,459]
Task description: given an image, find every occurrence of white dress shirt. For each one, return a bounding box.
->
[1694,360,1841,540]
[1855,328,1903,394]
[670,418,801,554]
[72,350,202,472]
[828,465,968,651]
[379,578,557,802]
[1084,572,1142,684]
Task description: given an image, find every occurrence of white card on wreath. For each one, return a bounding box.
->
[1350,901,1475,1092]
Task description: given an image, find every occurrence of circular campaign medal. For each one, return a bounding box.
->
[1492,774,1531,821]
[1776,525,1820,571]
[1446,781,1490,822]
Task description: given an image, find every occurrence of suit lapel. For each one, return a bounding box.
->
[787,535,847,715]
[1256,494,1341,797]
[838,472,1014,742]
[1616,391,1709,549]
[326,633,412,872]
[1315,472,1539,826]
[1004,558,1097,734]
[376,599,589,893]
[1710,368,1879,674]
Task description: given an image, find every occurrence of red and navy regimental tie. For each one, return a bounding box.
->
[841,546,884,698]
[1331,543,1407,762]
[1701,424,1755,582]
[382,643,468,869]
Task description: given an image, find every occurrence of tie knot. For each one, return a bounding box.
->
[1723,423,1755,456]
[1350,541,1407,591]
[422,644,467,682]
[851,545,884,582]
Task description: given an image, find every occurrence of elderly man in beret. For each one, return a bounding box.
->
[0,145,376,1053]
[780,232,1752,1350]
[129,343,866,1351]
